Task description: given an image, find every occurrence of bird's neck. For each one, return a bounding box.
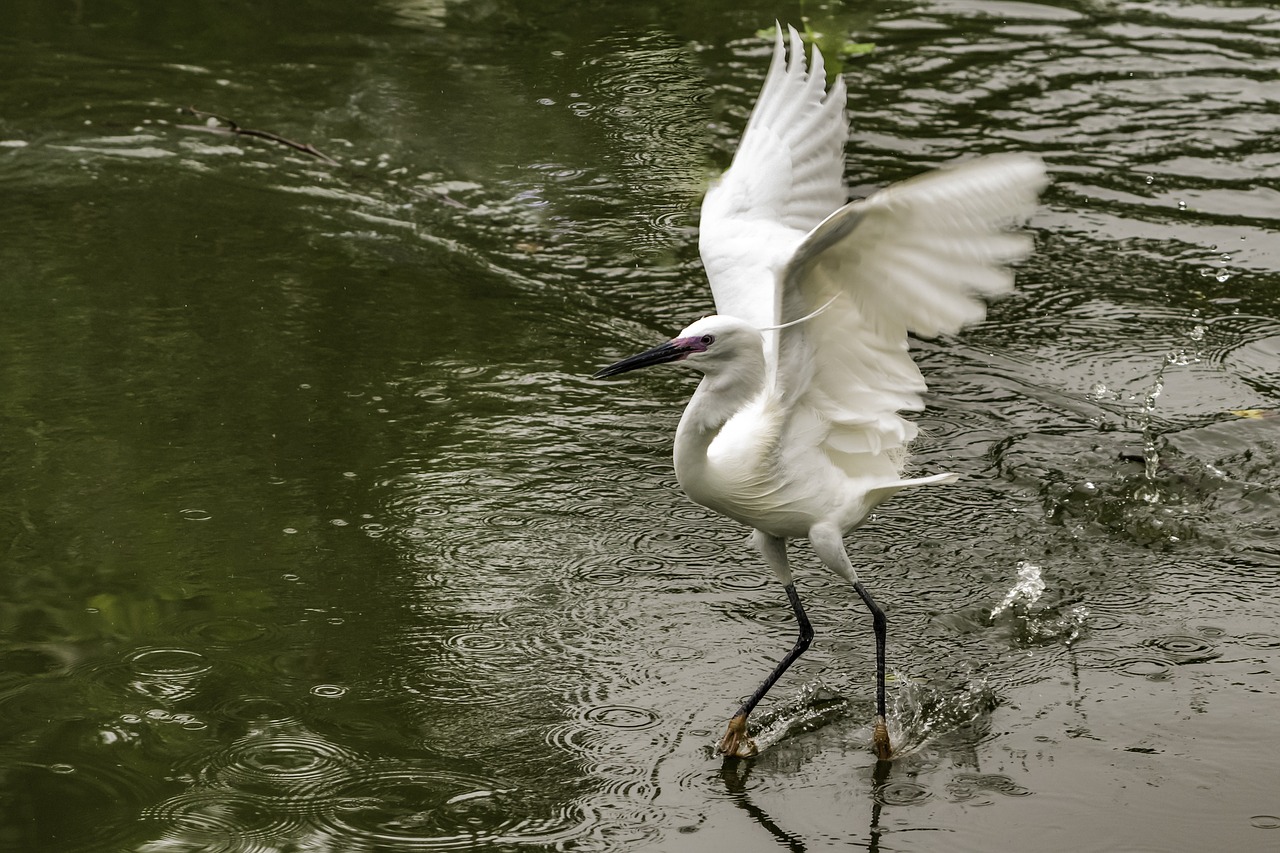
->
[674,356,767,479]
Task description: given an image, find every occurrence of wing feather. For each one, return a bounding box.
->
[699,26,847,337]
[776,155,1049,458]
[698,27,1047,468]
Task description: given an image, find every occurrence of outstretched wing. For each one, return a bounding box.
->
[775,155,1049,458]
[699,25,847,341]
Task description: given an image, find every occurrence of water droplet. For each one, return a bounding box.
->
[283,527,298,535]
[1144,175,1154,185]
[1087,381,1112,400]
[1177,200,1187,210]
[1188,325,1205,342]
[1215,271,1232,283]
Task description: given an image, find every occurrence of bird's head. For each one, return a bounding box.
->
[593,315,763,379]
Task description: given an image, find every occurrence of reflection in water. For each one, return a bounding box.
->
[720,758,814,853]
[719,755,896,853]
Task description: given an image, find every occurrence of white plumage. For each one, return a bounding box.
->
[595,25,1047,759]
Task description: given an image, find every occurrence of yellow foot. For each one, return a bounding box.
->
[872,715,892,761]
[717,714,758,758]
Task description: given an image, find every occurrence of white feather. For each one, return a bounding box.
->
[699,25,846,345]
[699,30,1047,476]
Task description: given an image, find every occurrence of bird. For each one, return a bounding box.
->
[593,25,1047,760]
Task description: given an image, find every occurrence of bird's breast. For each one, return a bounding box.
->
[674,401,823,537]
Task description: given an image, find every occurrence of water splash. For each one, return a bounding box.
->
[741,682,849,754]
[990,560,1046,617]
[990,562,1088,646]
[886,676,998,757]
[739,674,1001,759]
[1127,320,1208,504]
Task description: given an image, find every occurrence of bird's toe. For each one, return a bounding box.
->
[717,714,758,758]
[872,715,892,761]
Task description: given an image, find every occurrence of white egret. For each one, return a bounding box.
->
[595,25,1047,760]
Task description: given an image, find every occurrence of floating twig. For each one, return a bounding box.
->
[178,106,339,166]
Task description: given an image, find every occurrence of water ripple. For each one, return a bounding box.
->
[315,762,591,850]
[194,730,364,792]
[945,772,1032,804]
[123,646,214,704]
[581,704,662,731]
[1146,634,1222,665]
[141,790,308,852]
[874,779,933,806]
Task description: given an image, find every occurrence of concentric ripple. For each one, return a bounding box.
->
[141,789,309,852]
[125,646,214,703]
[581,704,662,731]
[177,725,365,807]
[873,780,933,806]
[946,773,1032,804]
[1146,634,1222,665]
[314,762,593,850]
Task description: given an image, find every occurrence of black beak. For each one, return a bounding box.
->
[593,339,690,379]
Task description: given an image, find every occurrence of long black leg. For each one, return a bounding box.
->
[737,582,814,718]
[853,581,891,759]
[719,582,814,756]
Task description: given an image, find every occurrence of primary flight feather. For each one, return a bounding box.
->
[595,24,1047,759]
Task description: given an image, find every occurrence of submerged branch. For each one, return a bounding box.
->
[178,106,340,166]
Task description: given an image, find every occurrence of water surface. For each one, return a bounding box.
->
[2,1,1279,851]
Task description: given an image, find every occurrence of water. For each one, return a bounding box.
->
[2,0,1279,850]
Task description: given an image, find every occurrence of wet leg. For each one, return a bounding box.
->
[810,523,892,760]
[718,531,813,757]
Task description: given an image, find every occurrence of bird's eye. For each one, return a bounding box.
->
[700,335,715,346]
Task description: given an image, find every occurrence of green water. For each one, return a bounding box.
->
[3,1,1280,851]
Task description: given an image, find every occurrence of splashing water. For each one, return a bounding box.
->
[990,561,1088,646]
[1128,321,1208,503]
[740,673,1002,758]
[743,681,850,754]
[990,560,1045,618]
[889,676,998,756]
